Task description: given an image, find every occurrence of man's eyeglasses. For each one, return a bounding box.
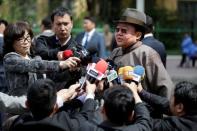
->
[16,35,31,43]
[115,27,128,34]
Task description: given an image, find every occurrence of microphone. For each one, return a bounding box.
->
[118,67,125,84]
[122,66,134,80]
[122,65,145,84]
[95,59,108,74]
[133,65,145,82]
[106,69,118,83]
[80,59,108,89]
[63,50,73,59]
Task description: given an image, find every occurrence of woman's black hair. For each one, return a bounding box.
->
[3,21,33,56]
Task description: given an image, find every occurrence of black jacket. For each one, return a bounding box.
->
[10,99,96,131]
[79,103,152,131]
[140,90,197,131]
[142,36,166,67]
[35,35,80,60]
[34,35,82,89]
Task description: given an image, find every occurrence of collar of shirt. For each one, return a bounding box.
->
[86,28,95,41]
[56,35,71,47]
[82,28,95,46]
[144,33,153,38]
[121,41,142,54]
[0,34,3,37]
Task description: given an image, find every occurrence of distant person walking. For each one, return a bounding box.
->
[103,24,113,56]
[179,33,193,67]
[188,40,197,67]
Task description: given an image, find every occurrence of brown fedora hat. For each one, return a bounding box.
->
[115,8,146,28]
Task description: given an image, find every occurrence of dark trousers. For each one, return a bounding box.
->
[191,57,197,67]
[180,53,187,67]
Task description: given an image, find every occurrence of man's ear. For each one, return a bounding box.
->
[175,103,185,116]
[101,106,107,121]
[101,106,105,114]
[53,103,59,113]
[25,100,30,109]
[135,32,142,40]
[128,111,134,122]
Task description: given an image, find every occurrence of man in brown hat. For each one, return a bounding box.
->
[107,8,173,98]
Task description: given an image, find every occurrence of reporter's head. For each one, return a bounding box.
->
[170,81,197,116]
[103,85,135,125]
[51,7,73,42]
[26,79,57,120]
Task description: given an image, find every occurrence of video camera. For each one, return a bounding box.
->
[69,45,92,66]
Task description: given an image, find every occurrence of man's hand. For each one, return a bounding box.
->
[85,80,96,95]
[57,83,80,102]
[67,83,80,100]
[137,83,143,93]
[57,51,64,60]
[59,57,81,70]
[123,82,142,104]
[57,89,69,102]
[123,82,138,94]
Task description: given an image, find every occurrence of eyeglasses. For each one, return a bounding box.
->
[16,35,31,43]
[115,27,128,34]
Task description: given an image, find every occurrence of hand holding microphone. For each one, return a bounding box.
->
[57,50,74,61]
[118,67,125,84]
[61,47,92,66]
[85,80,96,96]
[122,65,145,104]
[80,59,108,89]
[57,49,80,69]
[123,82,142,104]
[122,65,145,84]
[59,57,81,70]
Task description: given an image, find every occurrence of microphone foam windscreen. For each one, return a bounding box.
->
[123,66,134,80]
[133,65,145,76]
[63,50,73,59]
[118,67,124,75]
[95,59,108,74]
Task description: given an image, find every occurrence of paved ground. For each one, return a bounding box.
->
[166,55,197,84]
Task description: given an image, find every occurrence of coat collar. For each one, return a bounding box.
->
[99,120,132,130]
[121,41,142,54]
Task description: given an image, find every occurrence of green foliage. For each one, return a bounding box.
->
[0,0,36,24]
[146,7,196,50]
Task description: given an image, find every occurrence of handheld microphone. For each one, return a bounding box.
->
[95,59,108,74]
[122,65,145,84]
[106,69,118,83]
[103,60,120,87]
[63,50,73,59]
[133,65,145,82]
[122,66,134,81]
[80,59,108,89]
[118,67,125,84]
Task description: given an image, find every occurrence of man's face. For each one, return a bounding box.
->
[115,23,140,48]
[169,96,185,116]
[169,96,177,115]
[0,23,6,34]
[52,14,73,41]
[83,19,95,32]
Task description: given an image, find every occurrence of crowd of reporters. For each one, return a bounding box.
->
[0,6,197,131]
